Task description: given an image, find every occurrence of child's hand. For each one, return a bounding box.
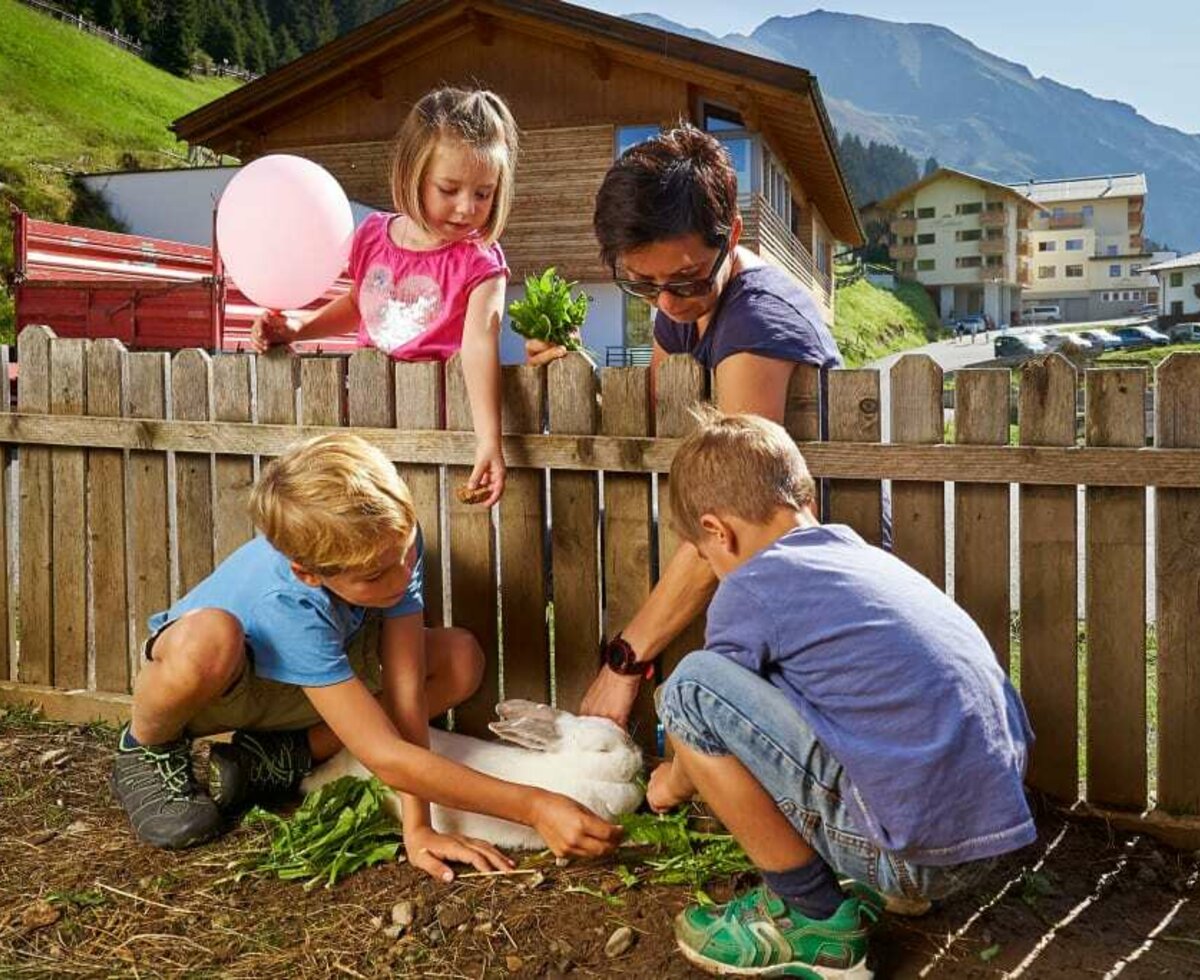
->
[467,441,506,507]
[646,761,690,813]
[529,791,623,857]
[404,825,514,883]
[525,338,569,367]
[250,311,300,353]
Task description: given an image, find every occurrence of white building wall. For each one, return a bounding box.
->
[1160,267,1200,318]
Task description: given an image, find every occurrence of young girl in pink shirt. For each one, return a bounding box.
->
[252,87,518,505]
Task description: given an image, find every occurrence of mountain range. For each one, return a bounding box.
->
[630,10,1200,252]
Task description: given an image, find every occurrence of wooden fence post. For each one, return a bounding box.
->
[890,354,945,587]
[1085,366,1147,810]
[394,362,444,627]
[212,354,255,564]
[547,354,600,711]
[0,347,9,680]
[1155,352,1200,814]
[953,369,1011,667]
[17,326,52,686]
[1019,354,1079,802]
[827,369,883,546]
[172,350,215,598]
[87,340,130,693]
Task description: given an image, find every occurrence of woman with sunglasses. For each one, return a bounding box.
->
[527,125,842,728]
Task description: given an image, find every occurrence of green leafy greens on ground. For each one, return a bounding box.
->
[507,267,591,352]
[618,808,754,900]
[233,776,401,890]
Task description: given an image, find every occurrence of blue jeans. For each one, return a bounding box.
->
[657,651,994,903]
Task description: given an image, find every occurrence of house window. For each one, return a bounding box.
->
[985,201,1004,212]
[1081,205,1094,220]
[901,236,915,245]
[1065,239,1084,251]
[1065,264,1083,278]
[985,255,1003,267]
[917,206,935,219]
[899,261,914,275]
[1109,264,1122,277]
[916,258,935,271]
[956,229,982,242]
[762,151,792,227]
[1132,290,1142,300]
[1101,292,1110,302]
[1172,300,1184,315]
[616,125,660,157]
[1106,245,1119,256]
[622,293,654,347]
[1149,289,1159,302]
[956,255,982,268]
[917,233,936,245]
[955,202,983,215]
[1121,291,1131,301]
[985,228,1003,241]
[1053,207,1066,219]
[899,209,915,220]
[1038,265,1056,278]
[703,104,744,132]
[1170,272,1184,287]
[717,136,753,197]
[1039,241,1056,252]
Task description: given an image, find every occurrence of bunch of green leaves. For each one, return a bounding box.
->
[507,267,590,350]
[617,808,754,899]
[232,776,401,890]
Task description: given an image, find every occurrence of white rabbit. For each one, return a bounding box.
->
[300,700,644,850]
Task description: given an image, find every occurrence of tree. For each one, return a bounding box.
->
[148,0,196,76]
[923,156,940,177]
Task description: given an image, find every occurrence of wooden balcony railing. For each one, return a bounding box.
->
[742,194,830,304]
[891,217,917,237]
[891,243,917,261]
[1049,213,1086,230]
[980,238,1007,256]
[980,210,1007,228]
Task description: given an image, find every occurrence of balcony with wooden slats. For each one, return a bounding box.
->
[891,217,917,237]
[741,194,831,308]
[1049,212,1086,230]
[980,210,1007,228]
[980,237,1007,256]
[891,243,917,261]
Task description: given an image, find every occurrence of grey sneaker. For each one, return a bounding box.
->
[110,724,222,850]
[207,730,313,812]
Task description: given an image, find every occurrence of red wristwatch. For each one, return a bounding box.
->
[601,634,655,680]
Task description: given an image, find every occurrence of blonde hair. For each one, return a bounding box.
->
[390,87,519,246]
[249,433,416,575]
[668,406,816,543]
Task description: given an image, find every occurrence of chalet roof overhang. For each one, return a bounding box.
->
[878,168,1048,214]
[170,0,863,244]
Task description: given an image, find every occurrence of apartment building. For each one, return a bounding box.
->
[879,168,1039,327]
[1007,174,1156,322]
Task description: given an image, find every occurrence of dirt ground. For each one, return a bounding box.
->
[2,710,1198,979]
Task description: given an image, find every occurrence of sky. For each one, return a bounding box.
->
[577,0,1200,135]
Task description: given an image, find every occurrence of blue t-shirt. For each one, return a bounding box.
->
[654,265,842,371]
[704,524,1035,866]
[148,532,425,687]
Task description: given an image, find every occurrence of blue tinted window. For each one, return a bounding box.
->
[616,125,660,158]
[718,136,753,196]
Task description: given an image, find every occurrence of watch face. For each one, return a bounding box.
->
[606,638,634,673]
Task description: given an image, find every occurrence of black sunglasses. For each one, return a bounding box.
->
[614,237,731,301]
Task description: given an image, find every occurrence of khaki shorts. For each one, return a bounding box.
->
[144,616,384,737]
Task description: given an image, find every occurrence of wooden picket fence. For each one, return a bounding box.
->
[1,325,1199,846]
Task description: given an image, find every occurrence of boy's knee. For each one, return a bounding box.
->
[154,609,246,689]
[443,627,485,699]
[657,650,731,754]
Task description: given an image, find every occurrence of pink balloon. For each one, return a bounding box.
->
[216,154,353,310]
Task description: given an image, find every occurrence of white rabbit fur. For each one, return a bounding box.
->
[300,701,644,851]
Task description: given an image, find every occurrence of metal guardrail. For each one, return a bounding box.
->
[605,346,653,367]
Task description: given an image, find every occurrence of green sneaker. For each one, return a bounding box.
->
[674,885,877,978]
[110,724,222,850]
[841,879,932,918]
[207,730,313,811]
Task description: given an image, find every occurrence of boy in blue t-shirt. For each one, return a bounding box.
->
[644,409,1035,978]
[112,433,620,878]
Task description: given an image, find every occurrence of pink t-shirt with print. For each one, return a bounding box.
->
[348,212,509,362]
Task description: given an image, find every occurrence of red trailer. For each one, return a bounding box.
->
[10,208,355,352]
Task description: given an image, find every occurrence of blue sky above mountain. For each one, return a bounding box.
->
[624,9,1200,251]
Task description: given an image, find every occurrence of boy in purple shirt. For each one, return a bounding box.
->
[647,408,1034,978]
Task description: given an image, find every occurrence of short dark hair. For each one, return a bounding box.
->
[593,125,738,269]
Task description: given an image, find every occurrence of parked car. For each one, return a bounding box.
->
[1039,330,1097,356]
[955,314,988,337]
[1114,325,1171,349]
[1077,328,1123,351]
[1168,322,1200,344]
[1022,304,1061,325]
[994,333,1049,359]
[1132,303,1160,320]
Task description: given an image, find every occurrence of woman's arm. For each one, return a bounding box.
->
[711,351,797,424]
[459,276,506,505]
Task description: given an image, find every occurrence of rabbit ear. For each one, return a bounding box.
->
[489,700,563,751]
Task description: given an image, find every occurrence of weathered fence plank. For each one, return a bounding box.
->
[0,348,10,680]
[499,366,549,704]
[86,340,130,693]
[655,355,707,682]
[212,354,255,563]
[890,355,945,587]
[1019,354,1079,802]
[300,356,346,428]
[827,370,883,546]
[1085,367,1147,810]
[601,367,655,747]
[172,350,215,598]
[17,326,52,685]
[394,361,444,627]
[49,338,87,689]
[547,354,600,711]
[126,352,170,660]
[1155,352,1200,814]
[954,369,1011,667]
[446,355,497,736]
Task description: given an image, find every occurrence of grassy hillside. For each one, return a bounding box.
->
[833,276,944,366]
[0,0,240,340]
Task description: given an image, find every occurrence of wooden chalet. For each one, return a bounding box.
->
[172,0,861,358]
